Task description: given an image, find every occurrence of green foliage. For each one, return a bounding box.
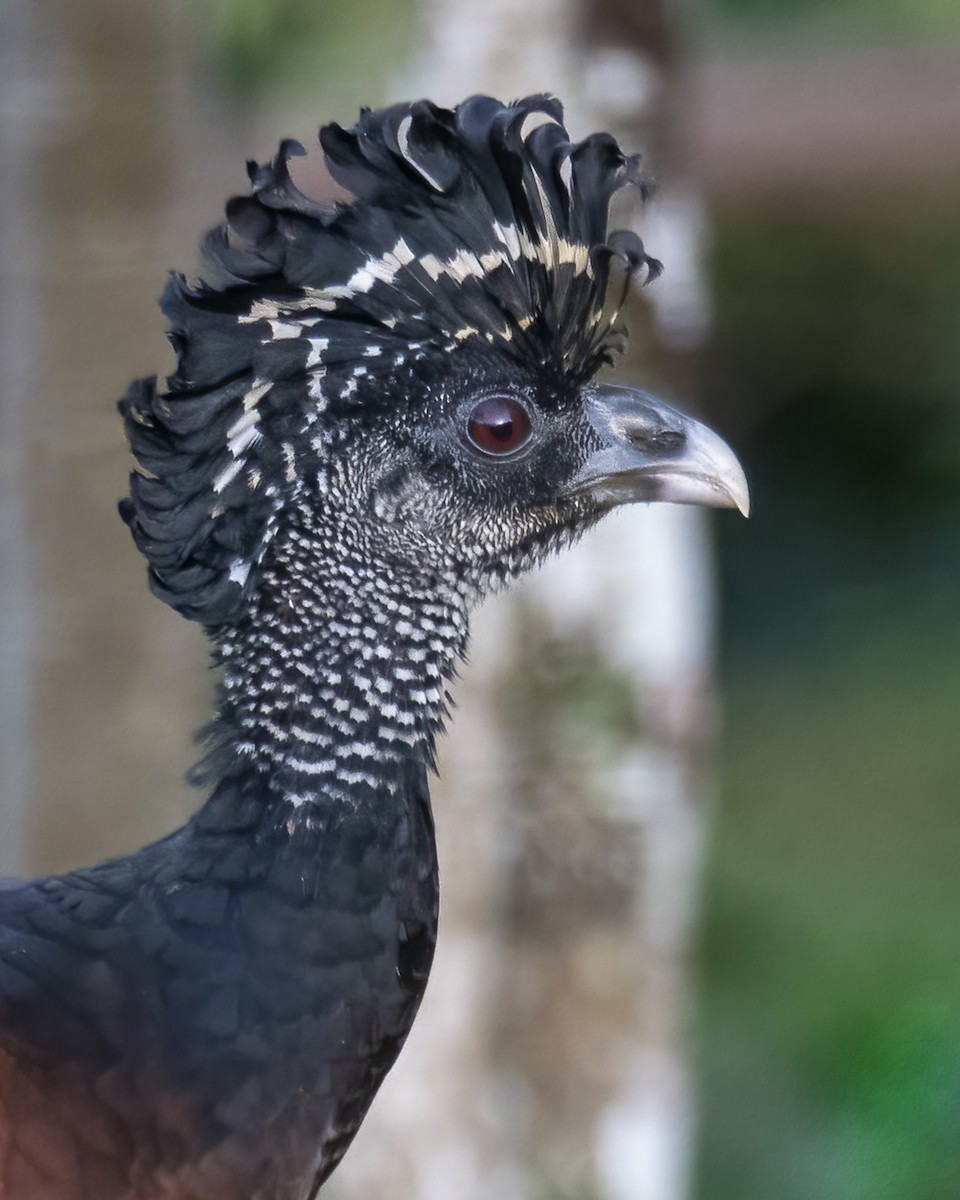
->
[709,199,960,661]
[206,0,416,104]
[698,627,960,1200]
[698,195,960,1199]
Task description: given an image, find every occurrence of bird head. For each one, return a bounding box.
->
[120,95,747,627]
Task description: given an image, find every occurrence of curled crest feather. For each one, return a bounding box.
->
[120,94,661,626]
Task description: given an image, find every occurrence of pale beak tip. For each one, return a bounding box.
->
[728,470,751,519]
[688,423,751,519]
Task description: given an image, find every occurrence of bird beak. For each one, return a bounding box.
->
[567,384,750,517]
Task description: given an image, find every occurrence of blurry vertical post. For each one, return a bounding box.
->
[332,2,716,1200]
[4,0,230,878]
[0,0,48,875]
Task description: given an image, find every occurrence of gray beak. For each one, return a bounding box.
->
[567,385,750,517]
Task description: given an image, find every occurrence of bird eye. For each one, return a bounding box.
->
[465,396,533,457]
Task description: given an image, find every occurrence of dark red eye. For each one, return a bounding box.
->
[466,396,533,457]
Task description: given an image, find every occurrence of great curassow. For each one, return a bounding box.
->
[0,95,747,1199]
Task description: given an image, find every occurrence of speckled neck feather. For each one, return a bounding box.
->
[212,513,473,807]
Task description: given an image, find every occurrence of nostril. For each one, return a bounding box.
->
[634,429,685,453]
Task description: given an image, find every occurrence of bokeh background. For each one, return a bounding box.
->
[1,1,959,1198]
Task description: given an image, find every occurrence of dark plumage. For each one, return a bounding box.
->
[0,95,747,1199]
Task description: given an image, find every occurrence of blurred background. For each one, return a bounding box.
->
[1,1,959,1198]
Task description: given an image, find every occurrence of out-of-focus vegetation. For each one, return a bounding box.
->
[206,0,415,103]
[711,0,960,37]
[710,199,960,663]
[700,0,960,1176]
[698,195,960,1197]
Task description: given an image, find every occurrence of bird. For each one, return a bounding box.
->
[0,94,748,1200]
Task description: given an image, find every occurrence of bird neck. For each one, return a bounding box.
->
[211,524,474,808]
